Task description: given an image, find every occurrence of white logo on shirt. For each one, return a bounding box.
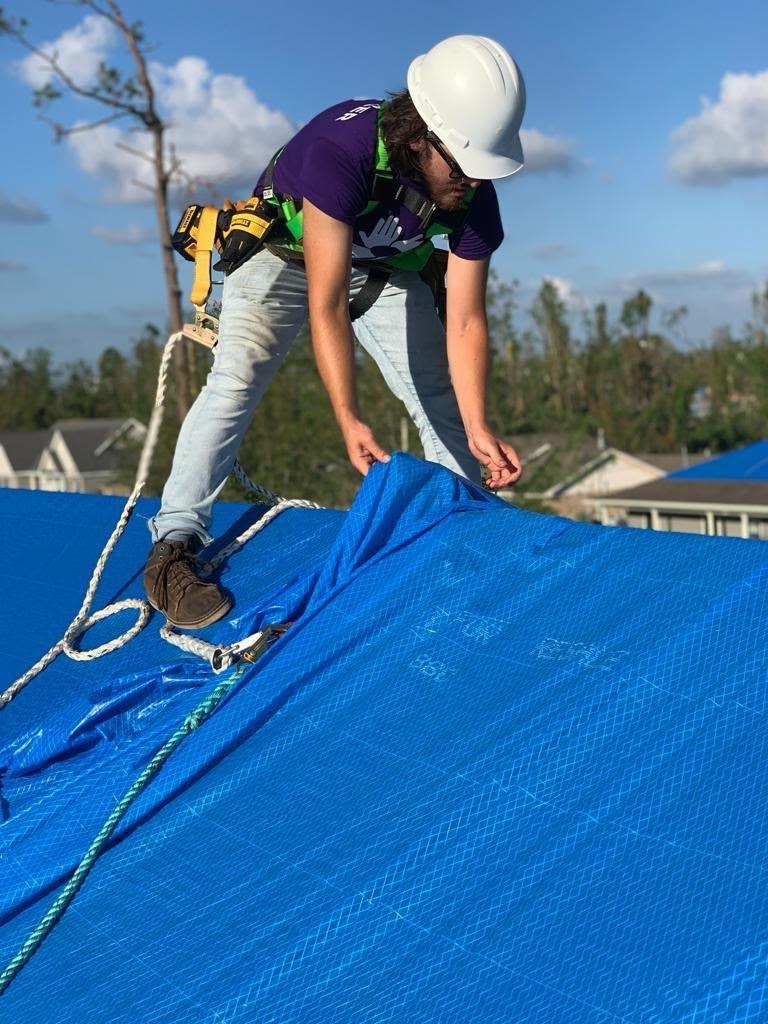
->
[335,103,380,122]
[351,215,424,259]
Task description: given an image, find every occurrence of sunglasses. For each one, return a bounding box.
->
[425,131,468,182]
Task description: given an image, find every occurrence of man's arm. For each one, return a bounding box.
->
[302,199,389,475]
[445,251,522,489]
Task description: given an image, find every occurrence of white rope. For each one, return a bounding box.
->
[0,330,320,708]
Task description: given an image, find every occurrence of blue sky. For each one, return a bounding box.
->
[1,0,766,363]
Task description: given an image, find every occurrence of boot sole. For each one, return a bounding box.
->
[147,594,233,630]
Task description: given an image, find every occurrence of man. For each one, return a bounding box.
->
[145,34,526,629]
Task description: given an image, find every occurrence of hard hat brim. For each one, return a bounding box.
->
[457,138,524,181]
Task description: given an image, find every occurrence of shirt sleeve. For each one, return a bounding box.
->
[299,137,371,225]
[449,181,504,260]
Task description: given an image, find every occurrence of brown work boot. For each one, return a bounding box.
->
[143,538,232,629]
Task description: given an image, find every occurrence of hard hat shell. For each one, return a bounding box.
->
[407,35,526,180]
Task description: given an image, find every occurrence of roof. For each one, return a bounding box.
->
[52,418,129,431]
[0,429,51,471]
[3,454,768,1021]
[508,435,707,499]
[598,476,768,507]
[53,418,140,474]
[668,439,768,481]
[508,432,608,494]
[635,451,709,472]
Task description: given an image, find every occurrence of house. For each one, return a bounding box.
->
[0,418,146,494]
[0,430,52,490]
[501,432,706,518]
[592,440,768,539]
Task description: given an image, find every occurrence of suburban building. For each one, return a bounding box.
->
[0,418,146,494]
[592,440,768,539]
[501,432,706,518]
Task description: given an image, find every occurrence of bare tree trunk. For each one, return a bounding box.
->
[149,121,191,418]
[107,0,191,420]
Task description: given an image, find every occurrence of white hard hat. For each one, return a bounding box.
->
[407,35,526,180]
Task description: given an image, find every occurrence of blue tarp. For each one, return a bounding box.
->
[1,453,768,1022]
[670,439,768,481]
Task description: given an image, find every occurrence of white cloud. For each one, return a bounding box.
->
[0,259,28,272]
[520,129,575,173]
[669,70,768,184]
[14,14,116,90]
[66,55,297,203]
[151,57,297,195]
[90,223,155,244]
[546,276,589,310]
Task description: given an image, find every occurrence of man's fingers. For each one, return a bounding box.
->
[361,437,390,464]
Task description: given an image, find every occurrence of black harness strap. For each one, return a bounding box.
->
[265,245,390,322]
[369,176,437,230]
[348,266,392,322]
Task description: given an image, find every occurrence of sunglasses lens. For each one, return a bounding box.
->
[429,135,465,180]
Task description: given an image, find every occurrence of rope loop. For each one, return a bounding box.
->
[62,600,151,661]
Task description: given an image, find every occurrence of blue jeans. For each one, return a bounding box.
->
[149,250,480,545]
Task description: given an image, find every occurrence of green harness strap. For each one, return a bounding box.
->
[261,105,475,272]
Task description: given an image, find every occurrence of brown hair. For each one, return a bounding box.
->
[380,89,428,182]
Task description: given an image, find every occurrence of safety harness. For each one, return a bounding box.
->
[171,104,475,323]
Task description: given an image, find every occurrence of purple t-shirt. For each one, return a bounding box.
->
[254,99,503,263]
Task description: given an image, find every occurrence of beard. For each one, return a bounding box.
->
[429,182,470,211]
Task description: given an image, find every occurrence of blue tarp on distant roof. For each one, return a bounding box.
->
[669,439,768,481]
[1,453,768,1022]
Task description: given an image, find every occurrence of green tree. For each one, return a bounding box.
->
[56,359,99,418]
[0,347,56,428]
[531,279,574,418]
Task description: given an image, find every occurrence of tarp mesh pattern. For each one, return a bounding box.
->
[1,453,767,1022]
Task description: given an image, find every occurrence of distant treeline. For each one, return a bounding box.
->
[2,275,767,507]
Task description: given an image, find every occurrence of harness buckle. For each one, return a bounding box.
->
[181,306,220,349]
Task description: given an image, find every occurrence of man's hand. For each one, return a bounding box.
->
[466,428,522,489]
[340,418,391,476]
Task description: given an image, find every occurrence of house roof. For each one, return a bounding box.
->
[52,419,138,474]
[0,430,51,471]
[598,477,768,508]
[508,434,709,498]
[508,433,606,494]
[52,418,129,431]
[668,440,768,481]
[635,452,709,473]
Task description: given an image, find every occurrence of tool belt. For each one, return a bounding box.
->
[171,198,281,307]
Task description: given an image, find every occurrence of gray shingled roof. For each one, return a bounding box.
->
[0,430,52,471]
[52,419,129,474]
[599,478,768,506]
